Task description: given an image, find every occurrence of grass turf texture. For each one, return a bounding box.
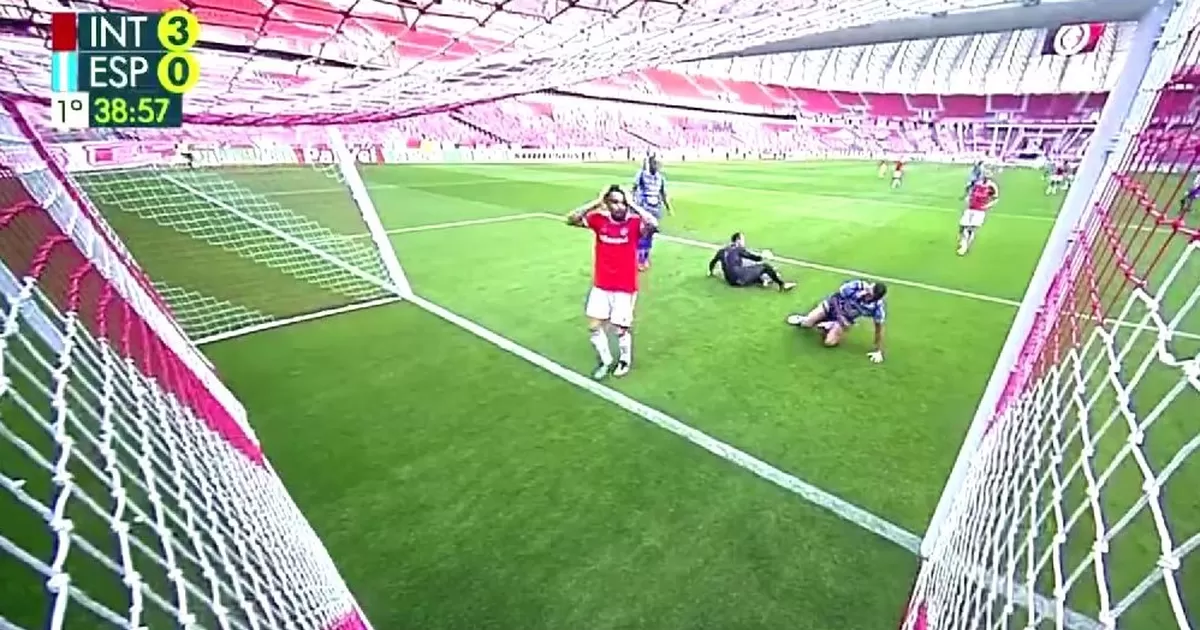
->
[2,161,1194,629]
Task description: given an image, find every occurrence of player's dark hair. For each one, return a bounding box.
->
[730,232,743,243]
[872,282,888,300]
[606,184,624,197]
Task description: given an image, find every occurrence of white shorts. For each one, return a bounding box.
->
[585,287,637,327]
[892,171,903,180]
[1050,175,1064,184]
[960,209,987,228]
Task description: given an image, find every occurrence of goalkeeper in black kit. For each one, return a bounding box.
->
[708,232,796,291]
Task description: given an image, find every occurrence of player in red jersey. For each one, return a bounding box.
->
[891,160,905,189]
[959,172,999,256]
[567,185,659,379]
[1046,162,1067,195]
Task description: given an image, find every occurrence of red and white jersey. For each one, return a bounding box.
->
[968,179,999,211]
[586,211,642,293]
[1054,165,1067,176]
[894,161,905,172]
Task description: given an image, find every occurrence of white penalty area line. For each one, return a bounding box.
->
[194,296,404,346]
[406,292,923,554]
[521,213,1200,342]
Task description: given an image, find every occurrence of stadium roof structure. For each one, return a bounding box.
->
[0,0,1163,124]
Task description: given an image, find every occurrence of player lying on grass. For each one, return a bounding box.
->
[567,185,659,380]
[785,279,887,364]
[632,155,672,271]
[707,232,796,291]
[959,170,999,256]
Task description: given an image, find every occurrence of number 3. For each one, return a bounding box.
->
[93,97,110,124]
[158,9,199,52]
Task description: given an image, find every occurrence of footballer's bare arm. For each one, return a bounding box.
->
[566,201,603,227]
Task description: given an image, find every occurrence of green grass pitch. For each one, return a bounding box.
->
[2,160,1195,629]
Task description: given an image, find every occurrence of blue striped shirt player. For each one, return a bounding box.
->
[786,279,888,363]
[965,160,985,195]
[632,155,671,270]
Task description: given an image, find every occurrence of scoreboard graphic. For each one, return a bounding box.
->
[49,10,200,129]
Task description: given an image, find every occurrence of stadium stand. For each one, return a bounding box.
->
[340,21,1195,162]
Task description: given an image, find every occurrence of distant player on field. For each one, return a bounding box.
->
[1042,159,1055,181]
[878,160,890,178]
[785,279,887,363]
[959,170,999,256]
[1182,170,1200,214]
[177,142,196,169]
[1046,162,1067,195]
[891,159,905,189]
[707,232,797,291]
[567,185,658,379]
[632,155,671,271]
[965,160,985,195]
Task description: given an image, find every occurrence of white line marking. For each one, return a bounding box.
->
[264,179,1064,224]
[369,212,1199,341]
[194,296,404,346]
[406,292,924,553]
[526,212,1022,305]
[261,173,602,198]
[382,213,546,235]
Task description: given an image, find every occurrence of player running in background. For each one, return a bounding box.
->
[1046,161,1067,195]
[1182,170,1200,214]
[785,279,887,363]
[567,185,658,379]
[707,232,796,291]
[632,155,672,271]
[959,170,999,256]
[878,160,890,178]
[891,159,905,189]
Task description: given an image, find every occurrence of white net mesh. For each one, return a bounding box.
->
[36,127,400,343]
[903,13,1199,630]
[0,103,368,630]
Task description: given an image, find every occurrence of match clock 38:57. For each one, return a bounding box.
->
[88,93,183,127]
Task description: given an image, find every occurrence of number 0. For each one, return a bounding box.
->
[157,53,200,94]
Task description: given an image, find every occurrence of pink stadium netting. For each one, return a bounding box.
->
[3,0,1019,122]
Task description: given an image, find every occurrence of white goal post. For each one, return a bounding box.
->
[906,1,1199,629]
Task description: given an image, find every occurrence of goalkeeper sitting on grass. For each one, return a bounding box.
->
[786,279,888,363]
[708,232,796,291]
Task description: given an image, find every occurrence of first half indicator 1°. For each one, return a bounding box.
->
[48,10,201,130]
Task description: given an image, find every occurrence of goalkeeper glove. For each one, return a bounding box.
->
[761,249,774,259]
[867,350,884,364]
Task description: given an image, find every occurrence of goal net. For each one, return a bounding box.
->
[0,103,380,627]
[904,10,1199,630]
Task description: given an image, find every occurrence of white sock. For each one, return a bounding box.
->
[617,330,633,364]
[590,328,613,365]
